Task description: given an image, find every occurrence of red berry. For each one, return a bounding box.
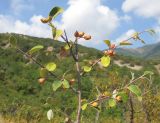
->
[110,44,116,49]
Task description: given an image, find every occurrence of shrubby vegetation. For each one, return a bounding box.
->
[0,6,160,123]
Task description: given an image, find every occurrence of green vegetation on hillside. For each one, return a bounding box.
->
[0,33,160,123]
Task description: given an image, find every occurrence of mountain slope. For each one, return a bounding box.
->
[117,42,160,60]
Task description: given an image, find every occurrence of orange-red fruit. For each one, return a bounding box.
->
[40,16,52,23]
[104,49,115,56]
[69,79,76,85]
[38,78,46,84]
[78,32,85,37]
[83,34,91,40]
[74,31,85,38]
[110,44,116,49]
[91,102,98,107]
[116,96,122,102]
[74,31,79,37]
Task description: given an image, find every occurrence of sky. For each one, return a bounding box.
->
[0,0,160,50]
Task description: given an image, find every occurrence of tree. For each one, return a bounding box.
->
[9,6,156,123]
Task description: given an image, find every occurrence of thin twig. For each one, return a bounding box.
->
[80,58,101,76]
[75,38,82,123]
[16,47,57,78]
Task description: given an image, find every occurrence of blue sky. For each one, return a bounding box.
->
[0,0,160,50]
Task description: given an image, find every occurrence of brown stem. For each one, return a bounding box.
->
[89,96,109,105]
[61,31,77,61]
[16,47,57,78]
[80,58,101,76]
[95,87,101,123]
[129,94,134,123]
[95,111,100,123]
[75,38,82,123]
[102,30,147,51]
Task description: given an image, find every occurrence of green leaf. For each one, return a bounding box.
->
[46,62,56,72]
[104,40,111,47]
[82,103,88,110]
[64,44,70,50]
[52,28,63,40]
[40,68,48,78]
[83,66,92,72]
[52,81,62,91]
[132,32,139,39]
[49,6,64,19]
[140,39,145,44]
[101,56,110,67]
[127,85,141,97]
[119,41,132,46]
[52,27,57,39]
[54,29,63,40]
[144,71,154,76]
[108,99,116,107]
[146,29,156,36]
[62,79,70,89]
[28,45,44,54]
[9,35,17,47]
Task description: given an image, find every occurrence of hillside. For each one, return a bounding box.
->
[0,33,160,123]
[117,42,160,60]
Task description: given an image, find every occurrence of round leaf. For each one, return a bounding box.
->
[28,45,44,54]
[64,44,70,50]
[82,103,88,110]
[52,80,62,91]
[101,56,110,67]
[62,79,70,89]
[54,29,63,40]
[127,85,141,97]
[46,62,56,72]
[47,109,54,120]
[83,66,92,72]
[108,99,116,107]
[104,40,111,47]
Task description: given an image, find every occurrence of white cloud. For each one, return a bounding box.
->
[11,0,34,15]
[58,0,120,46]
[0,0,121,48]
[0,14,52,38]
[122,0,160,19]
[122,0,160,42]
[120,15,132,22]
[115,29,136,44]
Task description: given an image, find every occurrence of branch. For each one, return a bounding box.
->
[88,95,110,105]
[61,30,77,61]
[102,30,148,51]
[16,47,57,78]
[80,58,101,76]
[16,47,78,94]
[129,94,134,123]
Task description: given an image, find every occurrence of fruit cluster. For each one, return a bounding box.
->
[74,31,91,40]
[104,43,116,57]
